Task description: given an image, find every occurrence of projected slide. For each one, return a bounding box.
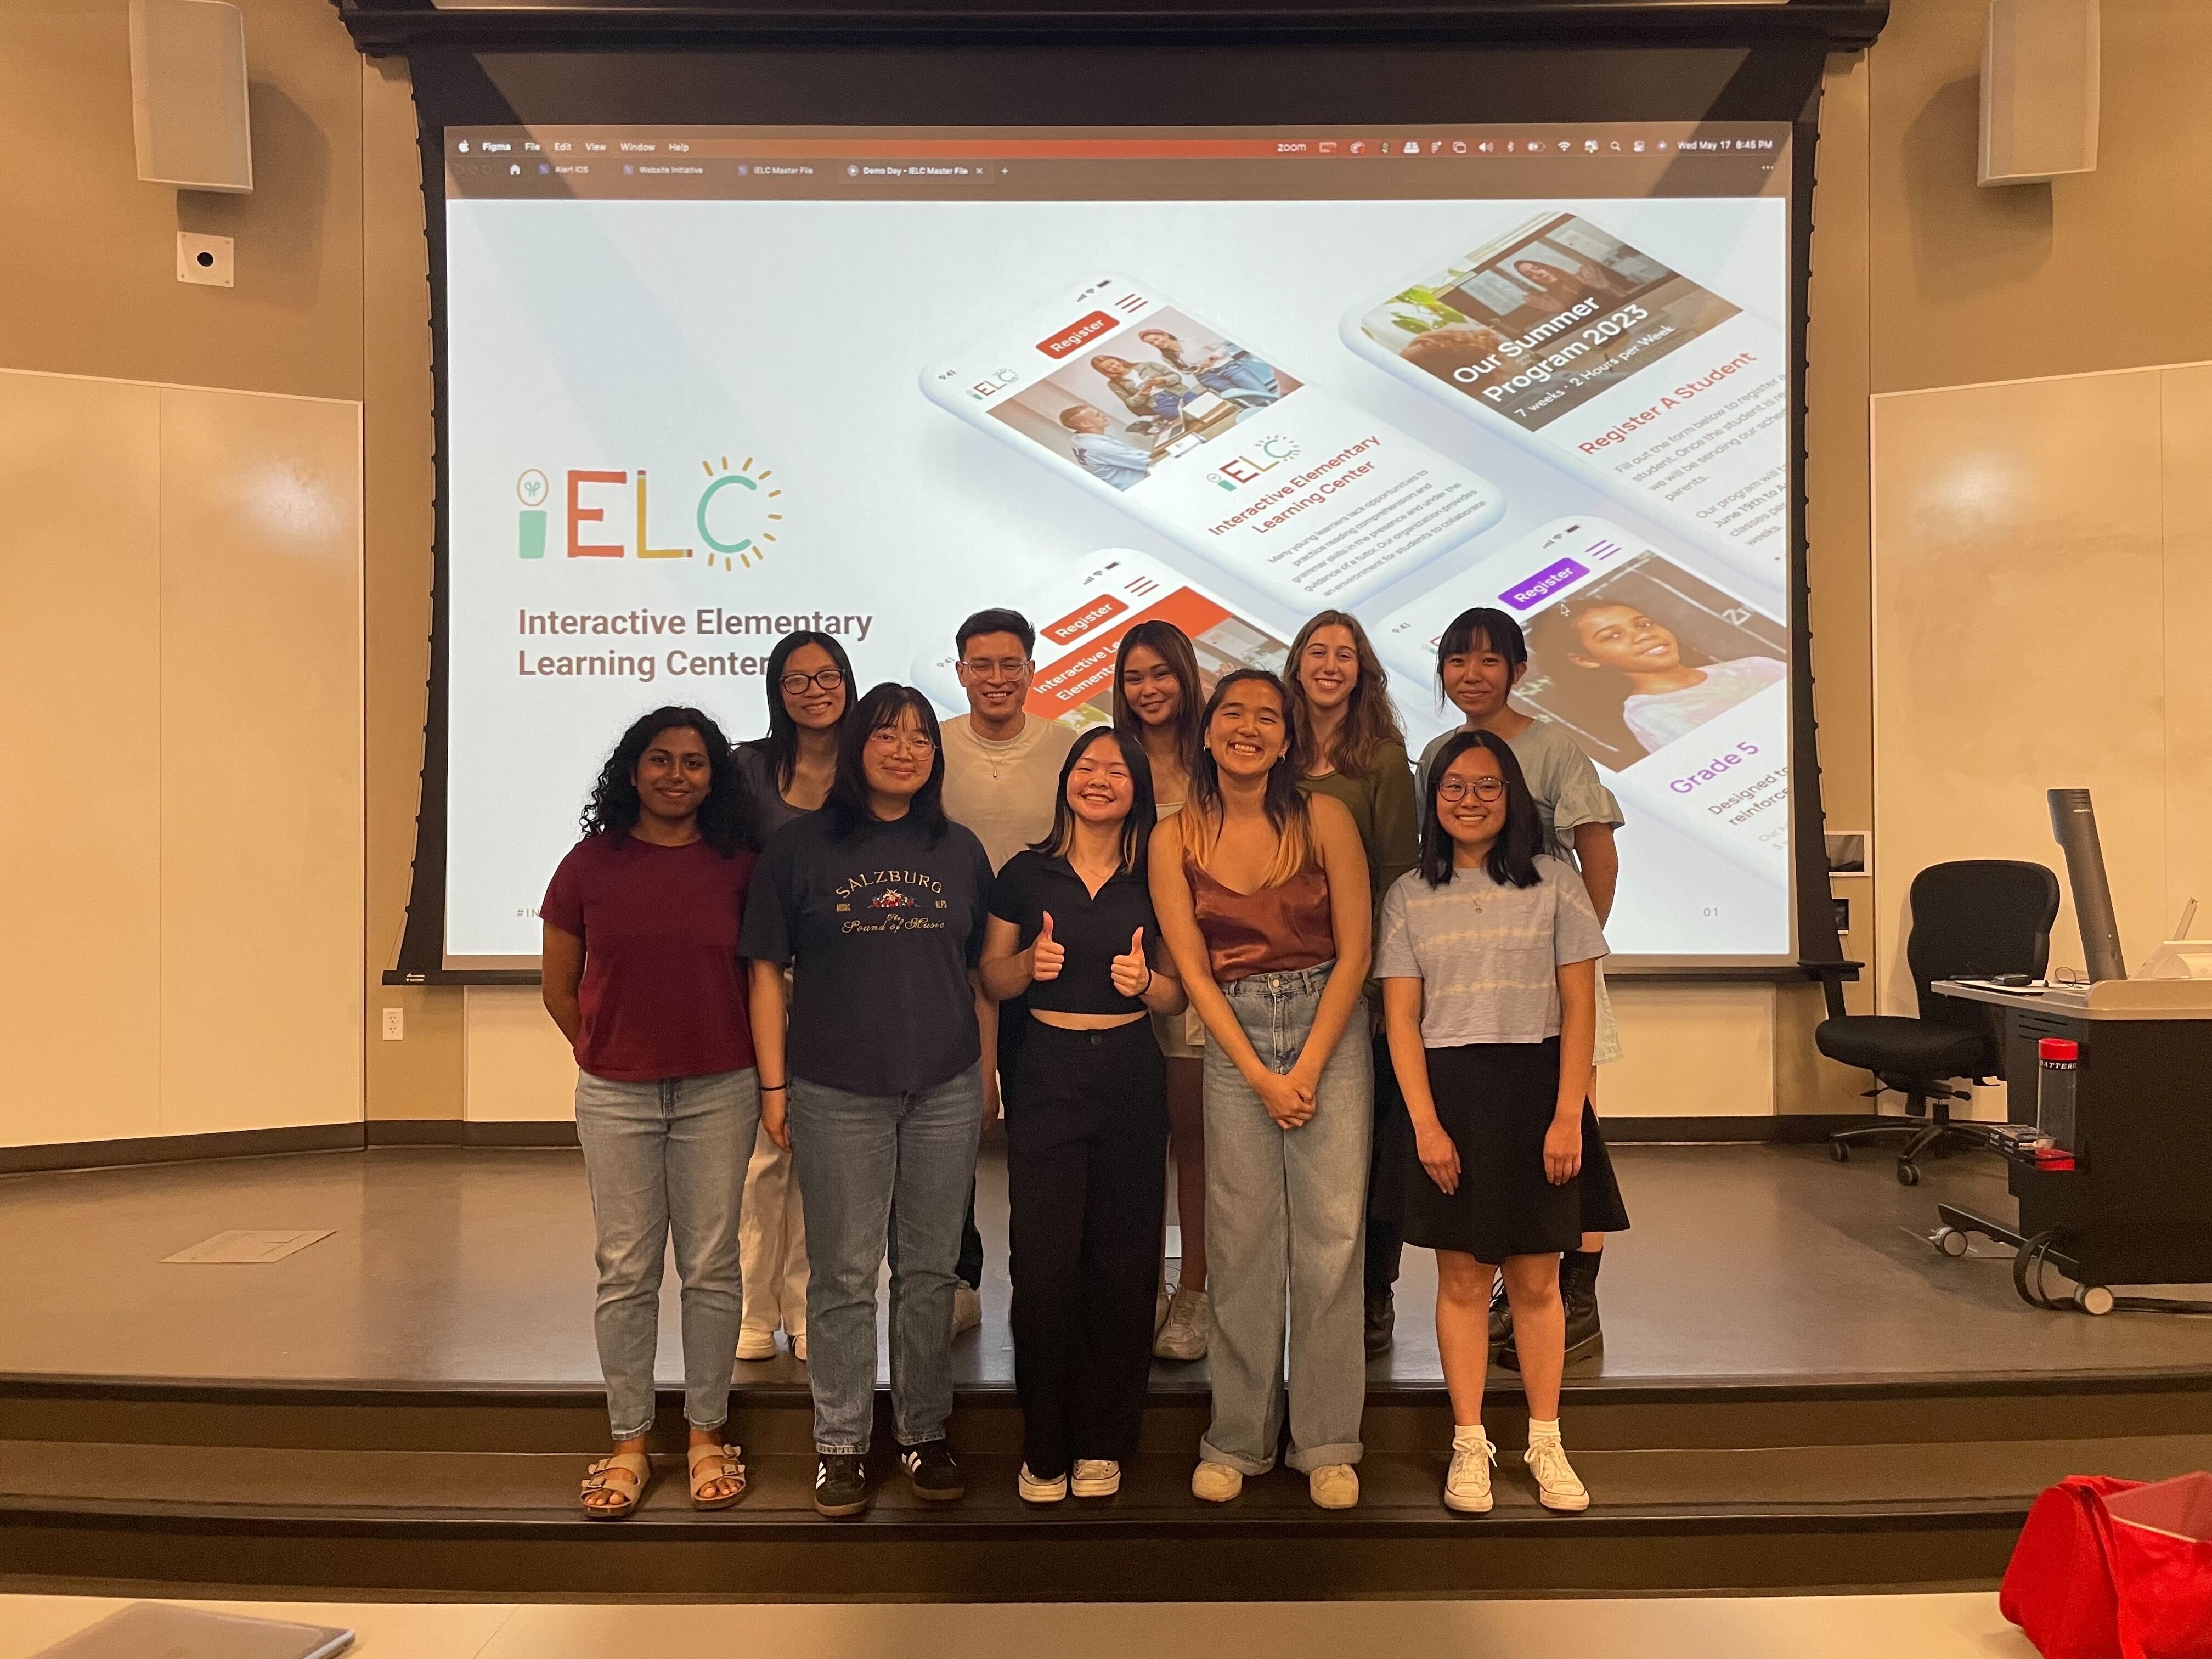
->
[439,123,1793,966]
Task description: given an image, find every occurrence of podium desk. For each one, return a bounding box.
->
[1928,979,2212,1307]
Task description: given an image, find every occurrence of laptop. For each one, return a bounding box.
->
[32,1602,355,1659]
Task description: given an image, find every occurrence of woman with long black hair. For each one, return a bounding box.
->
[1112,619,1214,1361]
[980,726,1188,1503]
[731,631,857,1365]
[1378,729,1627,1515]
[541,706,759,1519]
[741,684,996,1520]
[1149,669,1374,1511]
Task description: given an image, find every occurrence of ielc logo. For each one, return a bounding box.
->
[1205,435,1302,491]
[514,459,785,571]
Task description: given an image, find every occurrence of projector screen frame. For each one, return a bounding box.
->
[385,41,1849,985]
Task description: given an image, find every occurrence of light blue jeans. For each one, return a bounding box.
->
[1201,964,1372,1475]
[573,1066,758,1440]
[789,1063,984,1455]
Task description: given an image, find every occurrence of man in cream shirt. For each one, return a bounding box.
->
[938,607,1077,1335]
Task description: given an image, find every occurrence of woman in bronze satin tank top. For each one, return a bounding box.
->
[1149,669,1374,1513]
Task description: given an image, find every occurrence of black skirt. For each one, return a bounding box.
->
[1401,1037,1630,1263]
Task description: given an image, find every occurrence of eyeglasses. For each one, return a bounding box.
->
[866,726,936,753]
[961,657,1031,680]
[1438,776,1506,803]
[778,668,845,696]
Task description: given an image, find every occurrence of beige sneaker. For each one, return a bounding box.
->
[1018,1464,1067,1504]
[1071,1459,1121,1498]
[1526,1439,1590,1512]
[791,1330,807,1362]
[1308,1464,1359,1510]
[952,1283,983,1337]
[735,1327,777,1362]
[1444,1432,1496,1514]
[1191,1460,1243,1503]
[1154,1285,1172,1335]
[1153,1285,1209,1361]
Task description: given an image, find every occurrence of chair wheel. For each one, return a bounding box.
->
[1895,1160,1921,1186]
[2076,1285,2115,1316]
[1829,1142,1849,1163]
[1933,1226,1970,1257]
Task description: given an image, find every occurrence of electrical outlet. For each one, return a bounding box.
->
[177,232,233,287]
[381,1007,405,1041]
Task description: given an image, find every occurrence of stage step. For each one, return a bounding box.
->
[2,1372,2207,1598]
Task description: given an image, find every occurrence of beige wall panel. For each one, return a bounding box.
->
[1866,0,2212,396]
[1605,984,1775,1117]
[1872,372,2166,1012]
[0,371,165,1147]
[158,387,364,1133]
[464,990,578,1122]
[360,54,465,1121]
[2159,365,2212,936]
[0,0,364,402]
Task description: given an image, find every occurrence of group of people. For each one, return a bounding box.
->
[542,597,1632,1522]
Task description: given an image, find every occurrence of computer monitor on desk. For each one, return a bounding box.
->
[2038,786,2212,1006]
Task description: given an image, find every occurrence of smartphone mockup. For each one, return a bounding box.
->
[1383,515,1791,893]
[1342,212,1788,583]
[912,548,1295,731]
[921,276,1506,611]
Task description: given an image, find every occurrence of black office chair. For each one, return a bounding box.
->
[1819,859,2061,1186]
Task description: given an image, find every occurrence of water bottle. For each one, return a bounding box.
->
[2036,1037,2079,1155]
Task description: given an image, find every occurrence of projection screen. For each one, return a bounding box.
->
[425,116,1801,972]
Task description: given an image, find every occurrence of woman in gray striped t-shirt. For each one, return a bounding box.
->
[1376,728,1629,1520]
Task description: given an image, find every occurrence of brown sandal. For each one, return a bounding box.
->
[581,1450,653,1520]
[687,1442,748,1510]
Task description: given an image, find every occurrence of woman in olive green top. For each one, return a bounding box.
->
[1287,610,1419,1356]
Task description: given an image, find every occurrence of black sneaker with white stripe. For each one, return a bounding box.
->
[814,1453,870,1519]
[898,1440,965,1503]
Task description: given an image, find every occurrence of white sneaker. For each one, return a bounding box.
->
[952,1283,983,1337]
[791,1330,808,1362]
[1191,1460,1243,1503]
[1071,1459,1121,1498]
[1526,1439,1590,1512]
[1444,1432,1496,1514]
[1153,1285,1209,1361]
[1018,1464,1067,1504]
[1308,1464,1359,1510]
[735,1327,777,1362]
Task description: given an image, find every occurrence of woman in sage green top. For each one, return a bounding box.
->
[1285,610,1419,1357]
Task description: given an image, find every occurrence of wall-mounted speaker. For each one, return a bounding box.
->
[129,0,253,194]
[1980,0,2100,186]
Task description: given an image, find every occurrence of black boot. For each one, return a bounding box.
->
[1487,1272,1512,1361]
[1560,1251,1604,1364]
[1364,1288,1395,1357]
[1496,1252,1604,1372]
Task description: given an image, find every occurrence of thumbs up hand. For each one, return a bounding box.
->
[1110,926,1150,1000]
[1030,912,1065,983]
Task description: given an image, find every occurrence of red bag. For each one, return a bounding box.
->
[2001,1472,2212,1659]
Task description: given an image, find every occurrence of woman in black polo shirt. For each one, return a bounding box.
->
[980,726,1188,1504]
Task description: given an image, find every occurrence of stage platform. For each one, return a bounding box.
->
[1,1141,2206,1600]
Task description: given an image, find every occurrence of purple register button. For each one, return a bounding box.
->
[1501,558,1588,611]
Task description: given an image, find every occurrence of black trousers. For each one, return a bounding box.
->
[1007,1018,1169,1477]
[957,1000,1030,1290]
[1364,1025,1412,1294]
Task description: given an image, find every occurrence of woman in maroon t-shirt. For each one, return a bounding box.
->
[541,705,760,1519]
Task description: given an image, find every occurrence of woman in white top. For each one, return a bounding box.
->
[1378,729,1628,1517]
